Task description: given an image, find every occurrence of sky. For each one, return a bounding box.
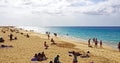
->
[0,0,120,26]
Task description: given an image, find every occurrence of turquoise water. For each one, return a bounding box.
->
[18,26,120,48]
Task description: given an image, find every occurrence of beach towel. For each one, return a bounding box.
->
[31,57,38,61]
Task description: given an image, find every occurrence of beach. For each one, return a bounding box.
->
[0,26,120,63]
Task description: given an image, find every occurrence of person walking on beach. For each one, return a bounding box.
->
[54,55,61,63]
[88,39,91,47]
[93,38,95,43]
[47,34,50,40]
[118,42,120,52]
[95,39,98,48]
[95,38,97,42]
[100,40,103,48]
[72,51,78,63]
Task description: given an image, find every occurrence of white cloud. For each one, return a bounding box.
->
[0,0,119,15]
[0,0,120,26]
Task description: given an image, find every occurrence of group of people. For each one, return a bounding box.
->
[46,32,58,40]
[2,27,120,63]
[44,32,61,63]
[44,32,57,49]
[1,27,31,42]
[32,52,47,61]
[44,38,56,49]
[88,38,103,48]
[2,29,18,41]
[32,52,61,63]
[88,38,120,52]
[1,27,20,41]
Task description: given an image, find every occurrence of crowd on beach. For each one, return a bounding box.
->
[88,38,103,48]
[31,31,93,63]
[0,27,30,47]
[0,26,120,63]
[88,38,120,52]
[0,27,63,63]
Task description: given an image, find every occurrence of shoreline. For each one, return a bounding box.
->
[18,26,117,50]
[17,26,119,49]
[16,26,119,49]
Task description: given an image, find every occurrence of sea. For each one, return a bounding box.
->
[16,26,120,49]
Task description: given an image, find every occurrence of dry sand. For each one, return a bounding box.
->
[0,27,120,63]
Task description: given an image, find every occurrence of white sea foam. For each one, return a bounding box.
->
[16,26,46,34]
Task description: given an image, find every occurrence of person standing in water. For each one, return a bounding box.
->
[88,39,91,47]
[100,40,103,48]
[47,34,50,40]
[95,39,98,48]
[72,51,78,63]
[118,42,120,52]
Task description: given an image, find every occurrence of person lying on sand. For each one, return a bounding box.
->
[80,51,90,58]
[0,45,13,48]
[68,51,90,58]
[68,51,82,57]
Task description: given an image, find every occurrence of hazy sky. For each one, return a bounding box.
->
[0,0,120,26]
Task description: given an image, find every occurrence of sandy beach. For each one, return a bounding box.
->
[0,26,120,63]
